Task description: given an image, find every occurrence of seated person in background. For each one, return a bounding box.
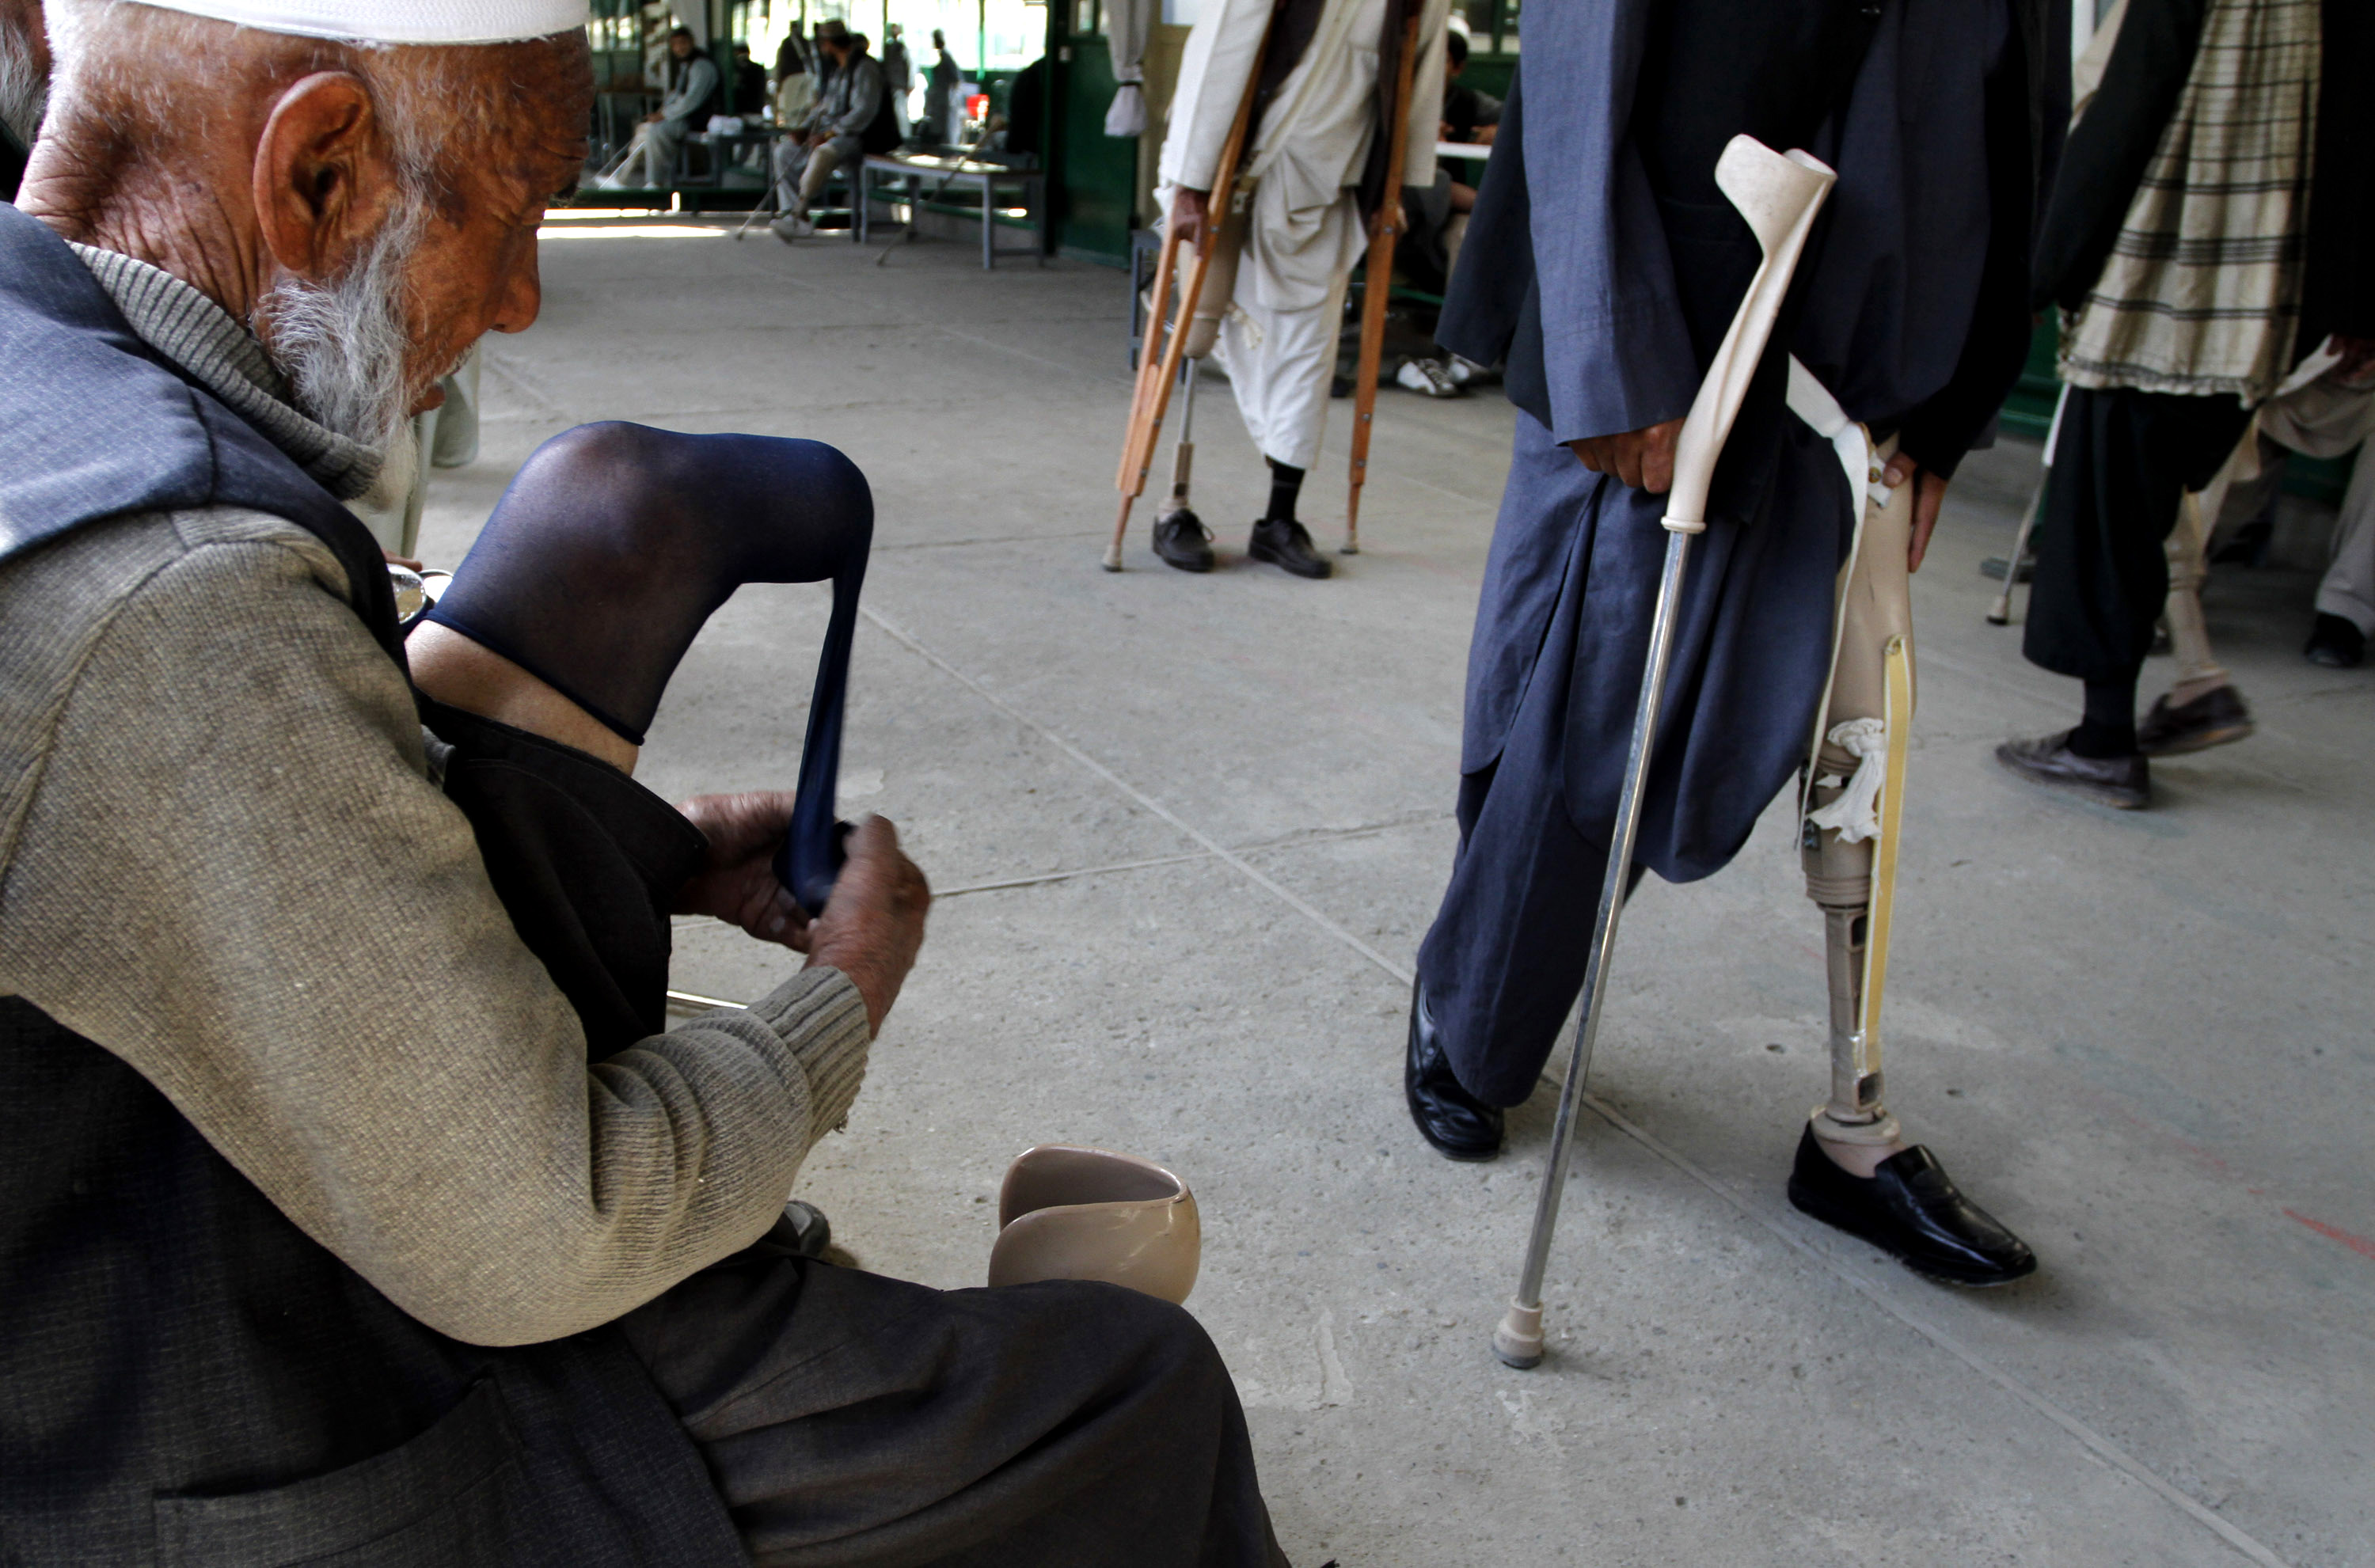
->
[1003,54,1047,163]
[599,25,719,188]
[1,2,1290,1562]
[770,18,895,241]
[732,39,766,114]
[1438,27,1499,146]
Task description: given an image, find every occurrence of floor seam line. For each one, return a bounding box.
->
[1571,1089,2294,1568]
[858,604,1416,987]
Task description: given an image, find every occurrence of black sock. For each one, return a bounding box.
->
[1264,459,1304,526]
[2067,670,2140,758]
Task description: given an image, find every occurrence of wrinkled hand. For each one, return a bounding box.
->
[673,791,813,951]
[1568,418,1684,493]
[1879,453,1950,572]
[804,817,931,1036]
[1169,184,1211,250]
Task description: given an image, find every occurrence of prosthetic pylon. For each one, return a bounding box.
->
[1157,358,1203,533]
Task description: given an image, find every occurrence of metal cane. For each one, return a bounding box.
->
[1492,137,1837,1371]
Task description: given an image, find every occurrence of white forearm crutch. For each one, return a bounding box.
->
[1492,136,1836,1371]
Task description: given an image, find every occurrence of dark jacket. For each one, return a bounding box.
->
[1442,0,2060,490]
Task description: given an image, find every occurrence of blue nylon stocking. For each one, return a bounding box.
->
[422,422,872,914]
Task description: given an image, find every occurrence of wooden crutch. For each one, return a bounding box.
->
[1342,3,1423,556]
[1104,31,1271,572]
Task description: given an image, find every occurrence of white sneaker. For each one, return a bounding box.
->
[1396,357,1462,398]
[768,213,816,244]
[595,171,628,192]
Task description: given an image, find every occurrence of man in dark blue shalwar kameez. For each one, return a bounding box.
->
[1404,0,2061,1286]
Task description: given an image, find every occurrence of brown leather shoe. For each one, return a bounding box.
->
[1995,730,2149,809]
[2137,684,2254,757]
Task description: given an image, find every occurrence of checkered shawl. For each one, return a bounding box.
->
[2060,0,2322,404]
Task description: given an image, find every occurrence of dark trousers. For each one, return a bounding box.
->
[1413,415,1840,1108]
[426,701,1288,1567]
[2023,385,2255,681]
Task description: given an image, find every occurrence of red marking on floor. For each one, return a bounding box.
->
[2284,1209,2375,1263]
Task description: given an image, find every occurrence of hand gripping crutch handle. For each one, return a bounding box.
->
[1491,137,1835,1371]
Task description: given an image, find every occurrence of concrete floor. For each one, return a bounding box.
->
[421,214,2371,1567]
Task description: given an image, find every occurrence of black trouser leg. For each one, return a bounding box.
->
[621,1256,1290,1566]
[2023,386,2255,685]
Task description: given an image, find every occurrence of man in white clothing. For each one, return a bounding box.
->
[1147,0,1446,579]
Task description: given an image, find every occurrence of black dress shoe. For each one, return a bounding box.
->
[1405,985,1502,1161]
[1153,510,1214,572]
[1786,1127,2036,1287]
[1995,730,2149,809]
[2305,612,2366,668]
[762,1198,833,1259]
[1248,518,1333,579]
[2136,683,2253,757]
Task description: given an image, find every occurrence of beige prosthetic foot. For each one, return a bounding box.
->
[1802,435,1913,1171]
[987,1145,1201,1305]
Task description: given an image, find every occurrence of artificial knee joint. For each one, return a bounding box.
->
[1802,742,1899,1146]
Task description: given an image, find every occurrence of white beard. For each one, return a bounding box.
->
[249,194,430,461]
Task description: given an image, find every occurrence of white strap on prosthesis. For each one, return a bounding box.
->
[1785,356,1891,830]
[1807,716,1886,841]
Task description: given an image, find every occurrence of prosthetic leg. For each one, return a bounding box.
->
[1797,410,1914,1152]
[1150,192,1248,552]
[1781,373,2035,1288]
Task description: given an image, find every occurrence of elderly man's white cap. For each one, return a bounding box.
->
[130,0,590,44]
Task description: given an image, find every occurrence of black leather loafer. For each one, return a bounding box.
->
[2305,612,2366,669]
[2137,683,2254,756]
[1153,511,1214,573]
[1405,985,1502,1161]
[1787,1126,2036,1287]
[1248,518,1332,579]
[1995,730,2149,809]
[762,1198,833,1259]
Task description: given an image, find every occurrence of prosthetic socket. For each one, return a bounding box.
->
[1800,428,1915,1148]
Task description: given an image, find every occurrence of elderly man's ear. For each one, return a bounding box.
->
[251,71,405,281]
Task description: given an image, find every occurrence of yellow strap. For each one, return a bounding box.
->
[1858,635,1913,1046]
